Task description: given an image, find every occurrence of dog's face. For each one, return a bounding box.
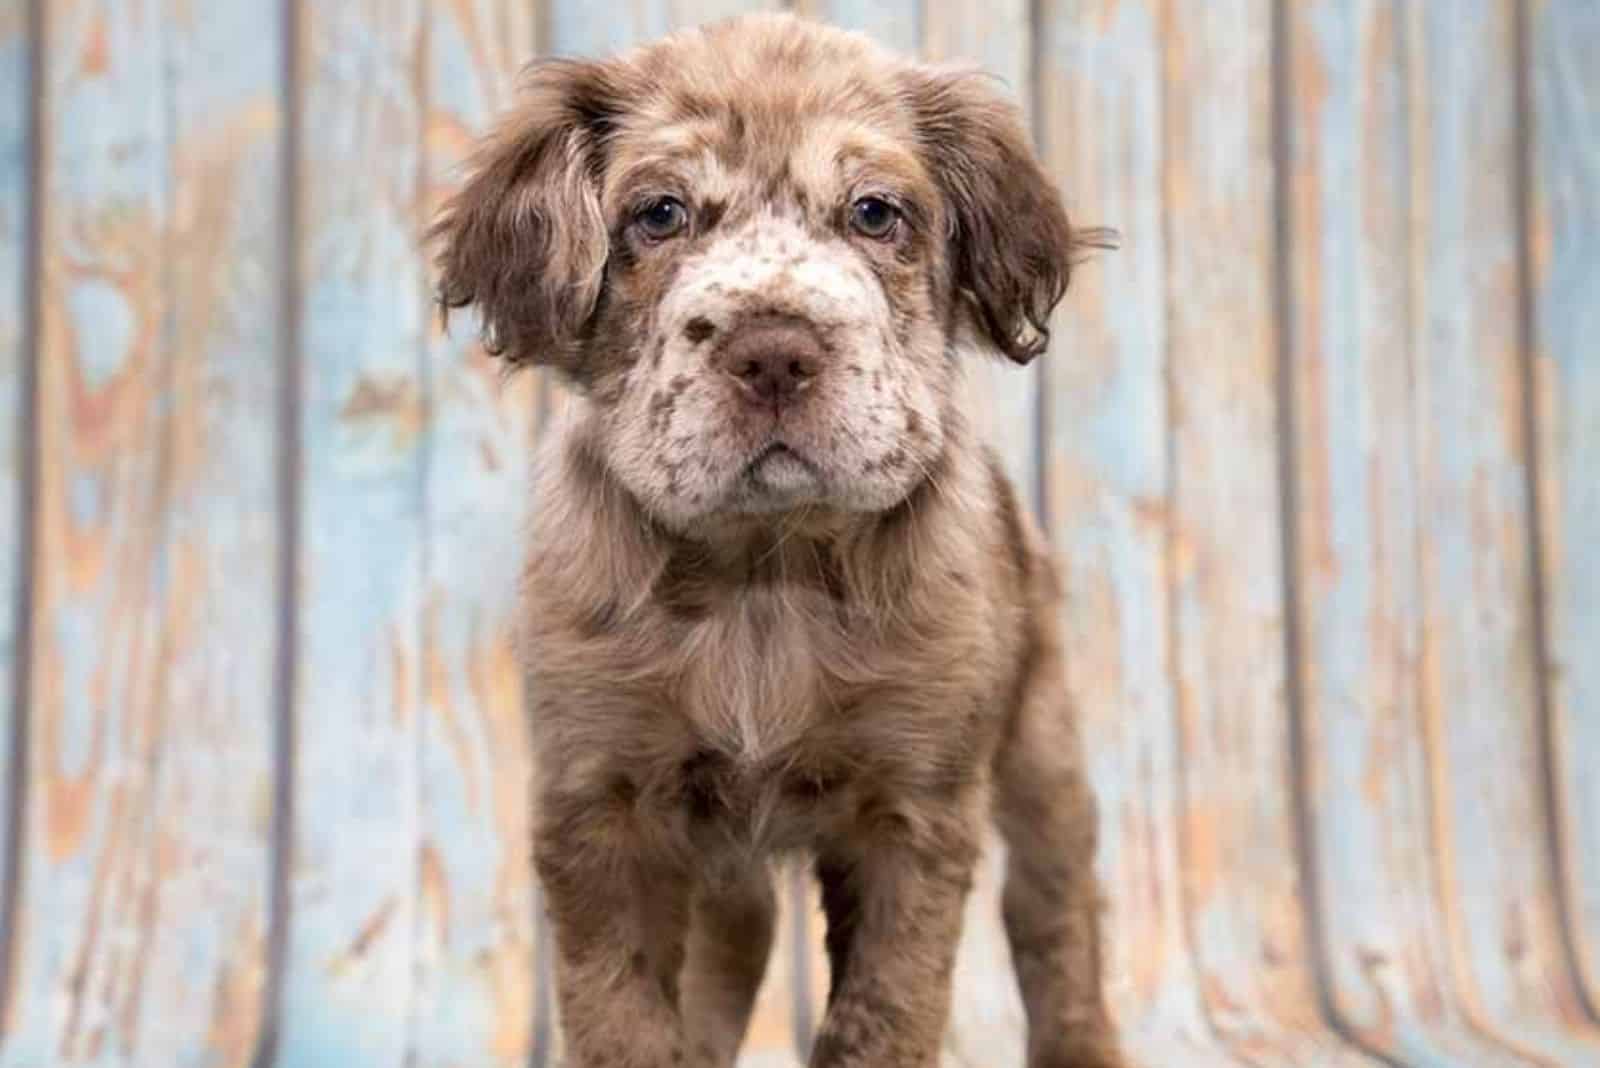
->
[434,15,1094,527]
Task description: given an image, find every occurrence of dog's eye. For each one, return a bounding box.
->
[849,196,899,239]
[635,197,688,240]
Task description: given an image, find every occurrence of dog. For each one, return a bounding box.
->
[432,13,1123,1068]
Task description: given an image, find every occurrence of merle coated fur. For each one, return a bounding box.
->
[432,13,1123,1067]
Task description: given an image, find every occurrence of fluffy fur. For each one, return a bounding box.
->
[433,13,1123,1068]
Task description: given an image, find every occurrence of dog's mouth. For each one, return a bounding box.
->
[747,441,801,466]
[732,441,823,507]
[746,441,817,478]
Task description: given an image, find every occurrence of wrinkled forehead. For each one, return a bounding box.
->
[599,59,934,219]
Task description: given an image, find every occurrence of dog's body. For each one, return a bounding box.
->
[434,14,1123,1067]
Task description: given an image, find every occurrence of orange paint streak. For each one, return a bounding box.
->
[328,898,399,977]
[1115,791,1169,1005]
[59,777,131,1060]
[419,839,450,944]
[423,596,480,813]
[488,932,535,1060]
[80,14,109,74]
[1179,800,1222,906]
[391,629,414,726]
[204,916,268,1068]
[44,774,97,862]
[117,828,169,1051]
[341,374,428,451]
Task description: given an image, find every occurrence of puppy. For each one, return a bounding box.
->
[432,14,1123,1068]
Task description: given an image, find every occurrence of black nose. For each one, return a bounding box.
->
[715,317,825,407]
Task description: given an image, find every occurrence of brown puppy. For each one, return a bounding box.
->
[432,14,1123,1068]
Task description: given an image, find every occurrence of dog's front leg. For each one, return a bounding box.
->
[811,796,982,1068]
[535,784,693,1068]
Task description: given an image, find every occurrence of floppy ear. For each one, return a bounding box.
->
[901,66,1113,364]
[430,58,624,372]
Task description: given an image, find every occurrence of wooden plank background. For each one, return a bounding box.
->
[1531,0,1600,1029]
[0,1,1596,1066]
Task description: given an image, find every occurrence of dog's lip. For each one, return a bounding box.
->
[739,441,825,496]
[747,441,809,468]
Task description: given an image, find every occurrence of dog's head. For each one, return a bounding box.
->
[434,14,1103,527]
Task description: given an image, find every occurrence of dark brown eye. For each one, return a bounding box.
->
[850,196,899,239]
[635,197,688,240]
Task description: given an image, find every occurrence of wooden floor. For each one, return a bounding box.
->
[1,0,1597,1065]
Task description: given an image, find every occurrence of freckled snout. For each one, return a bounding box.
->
[715,315,825,409]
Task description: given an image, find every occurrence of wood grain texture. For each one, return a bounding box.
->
[275,2,428,1064]
[1,2,281,1066]
[410,2,541,1066]
[674,0,784,24]
[1040,3,1245,1065]
[0,3,1594,1066]
[1288,2,1554,1063]
[547,1,665,56]
[1407,2,1600,1062]
[1162,2,1377,1064]
[1528,0,1600,1019]
[790,0,920,53]
[548,0,781,57]
[0,0,30,934]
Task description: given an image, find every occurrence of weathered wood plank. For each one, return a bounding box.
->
[1039,3,1246,1065]
[274,3,427,1064]
[1407,1,1600,1062]
[1529,0,1600,1019]
[0,19,165,1060]
[674,0,784,24]
[790,0,919,54]
[549,0,781,59]
[1161,2,1378,1063]
[548,0,670,56]
[1,2,281,1065]
[129,6,284,1060]
[409,2,541,1066]
[0,0,32,953]
[1288,2,1551,1063]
